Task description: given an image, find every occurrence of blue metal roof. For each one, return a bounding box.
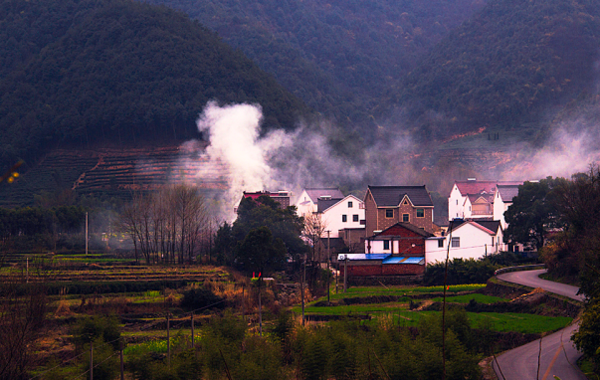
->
[382,256,425,265]
[337,253,390,261]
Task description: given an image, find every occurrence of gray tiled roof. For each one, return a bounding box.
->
[474,220,501,233]
[367,185,433,207]
[317,198,343,213]
[497,184,521,203]
[305,188,344,202]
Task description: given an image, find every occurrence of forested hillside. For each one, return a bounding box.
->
[396,0,600,140]
[143,0,489,124]
[0,0,308,170]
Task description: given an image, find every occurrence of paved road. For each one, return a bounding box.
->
[492,269,586,380]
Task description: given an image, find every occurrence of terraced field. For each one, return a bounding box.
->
[0,143,230,206]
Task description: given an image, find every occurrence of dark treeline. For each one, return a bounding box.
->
[0,0,308,170]
[0,205,86,253]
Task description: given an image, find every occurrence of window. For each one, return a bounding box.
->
[402,214,409,222]
[438,239,444,248]
[451,237,460,248]
[348,201,353,208]
[416,209,424,218]
[491,237,495,247]
[383,240,390,250]
[404,200,408,205]
[342,215,347,222]
[385,209,393,218]
[353,214,359,222]
[456,199,458,205]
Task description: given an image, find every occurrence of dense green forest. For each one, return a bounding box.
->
[0,0,308,170]
[142,0,489,125]
[396,0,600,140]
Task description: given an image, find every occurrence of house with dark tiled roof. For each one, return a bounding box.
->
[363,185,435,237]
[493,184,521,229]
[295,187,345,217]
[316,194,365,238]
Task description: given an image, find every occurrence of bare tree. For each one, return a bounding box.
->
[118,185,209,265]
[303,213,327,263]
[0,264,47,379]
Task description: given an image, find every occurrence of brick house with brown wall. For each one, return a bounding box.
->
[364,185,435,237]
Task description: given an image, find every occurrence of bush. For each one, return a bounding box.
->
[73,314,121,351]
[179,286,225,312]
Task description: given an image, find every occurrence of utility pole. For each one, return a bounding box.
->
[301,251,306,325]
[85,212,89,255]
[327,230,331,303]
[344,254,348,293]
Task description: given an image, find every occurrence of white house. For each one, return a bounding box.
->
[448,179,521,221]
[493,184,521,229]
[318,194,365,238]
[425,220,504,264]
[295,188,345,217]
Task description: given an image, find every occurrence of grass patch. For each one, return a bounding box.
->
[430,294,508,304]
[326,284,486,300]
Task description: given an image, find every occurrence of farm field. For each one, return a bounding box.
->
[2,254,582,379]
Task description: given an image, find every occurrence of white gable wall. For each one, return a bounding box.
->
[295,190,317,217]
[426,223,502,264]
[493,190,512,230]
[321,195,364,238]
[448,184,466,220]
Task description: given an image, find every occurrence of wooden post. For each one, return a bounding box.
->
[26,257,29,284]
[344,255,348,293]
[120,339,124,380]
[85,212,89,255]
[301,252,306,325]
[191,313,195,348]
[258,277,263,336]
[90,342,93,380]
[167,314,170,368]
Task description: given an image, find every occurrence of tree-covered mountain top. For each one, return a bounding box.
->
[0,0,308,170]
[143,0,489,123]
[396,0,600,140]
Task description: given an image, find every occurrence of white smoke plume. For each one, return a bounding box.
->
[192,101,390,220]
[505,123,600,181]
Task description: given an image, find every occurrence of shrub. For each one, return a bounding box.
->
[179,286,225,312]
[72,314,121,351]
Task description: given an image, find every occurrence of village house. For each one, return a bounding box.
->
[425,219,504,264]
[493,183,521,229]
[448,179,522,221]
[294,187,345,217]
[363,185,435,237]
[234,190,292,213]
[316,194,365,238]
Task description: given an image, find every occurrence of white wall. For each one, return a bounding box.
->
[295,190,317,217]
[448,184,466,221]
[426,223,501,264]
[321,195,364,238]
[493,191,511,230]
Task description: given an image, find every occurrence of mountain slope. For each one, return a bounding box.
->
[143,0,489,124]
[395,0,600,140]
[0,0,308,170]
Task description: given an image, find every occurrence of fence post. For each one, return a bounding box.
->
[191,313,195,348]
[90,342,93,380]
[120,339,124,380]
[167,313,170,368]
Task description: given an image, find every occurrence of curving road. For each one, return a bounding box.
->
[492,269,586,380]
